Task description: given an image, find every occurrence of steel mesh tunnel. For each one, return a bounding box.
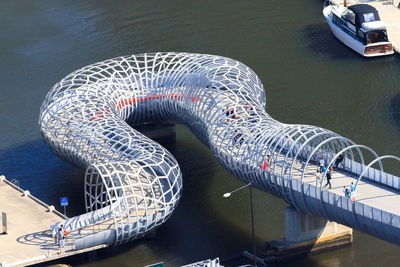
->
[40,52,400,246]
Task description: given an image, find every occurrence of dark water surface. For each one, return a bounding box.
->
[1,0,400,266]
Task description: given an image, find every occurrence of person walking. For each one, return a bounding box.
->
[261,160,268,171]
[324,168,332,188]
[343,186,350,199]
[63,228,68,241]
[315,171,322,187]
[319,157,325,173]
[57,228,63,245]
[58,236,65,254]
[350,182,355,192]
[315,151,321,172]
[350,182,356,202]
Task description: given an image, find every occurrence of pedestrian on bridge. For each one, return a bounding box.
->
[58,237,65,254]
[324,168,332,188]
[343,186,350,199]
[350,182,356,202]
[315,171,322,187]
[319,157,325,173]
[334,154,344,169]
[315,151,321,172]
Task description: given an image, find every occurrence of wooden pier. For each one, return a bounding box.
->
[0,176,107,267]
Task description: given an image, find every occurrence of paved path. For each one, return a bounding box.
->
[0,178,107,267]
[290,158,400,215]
[0,180,63,266]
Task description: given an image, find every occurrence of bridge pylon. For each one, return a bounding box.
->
[263,206,353,263]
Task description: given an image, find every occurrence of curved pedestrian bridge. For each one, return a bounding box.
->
[39,53,400,249]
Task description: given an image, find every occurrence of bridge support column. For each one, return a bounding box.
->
[262,206,352,263]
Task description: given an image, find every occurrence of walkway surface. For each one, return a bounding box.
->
[0,178,106,267]
[290,157,400,215]
[332,0,400,53]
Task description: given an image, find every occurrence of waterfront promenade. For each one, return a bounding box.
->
[0,176,106,267]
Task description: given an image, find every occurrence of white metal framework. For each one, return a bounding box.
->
[39,53,400,245]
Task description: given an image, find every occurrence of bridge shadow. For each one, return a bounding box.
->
[1,136,274,266]
[16,229,59,251]
[30,136,283,266]
[388,93,400,131]
[302,23,361,59]
[0,139,86,217]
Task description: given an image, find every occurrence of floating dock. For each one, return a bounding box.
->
[0,176,107,267]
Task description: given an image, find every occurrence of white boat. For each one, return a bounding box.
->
[323,2,394,57]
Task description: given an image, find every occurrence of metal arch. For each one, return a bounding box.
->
[355,155,400,190]
[326,144,383,180]
[283,127,336,209]
[40,53,400,246]
[269,126,303,198]
[322,144,382,229]
[316,136,361,219]
[288,130,340,212]
[276,125,321,204]
[292,135,350,216]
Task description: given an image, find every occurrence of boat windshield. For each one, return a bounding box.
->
[342,9,356,24]
[366,31,388,44]
[363,12,376,22]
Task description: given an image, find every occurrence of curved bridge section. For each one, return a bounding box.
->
[40,53,400,246]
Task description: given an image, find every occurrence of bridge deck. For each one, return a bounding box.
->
[290,158,400,215]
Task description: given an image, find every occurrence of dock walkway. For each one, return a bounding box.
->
[0,176,106,267]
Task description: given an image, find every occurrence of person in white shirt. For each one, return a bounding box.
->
[319,158,325,173]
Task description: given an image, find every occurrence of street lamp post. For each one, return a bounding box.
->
[223,182,257,267]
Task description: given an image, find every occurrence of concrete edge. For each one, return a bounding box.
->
[0,175,67,221]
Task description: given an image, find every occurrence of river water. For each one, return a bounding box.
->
[1,0,400,266]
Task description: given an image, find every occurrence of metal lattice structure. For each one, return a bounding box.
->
[40,53,400,246]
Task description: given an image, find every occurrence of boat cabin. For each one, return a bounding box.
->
[332,4,389,45]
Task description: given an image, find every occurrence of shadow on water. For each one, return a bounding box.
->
[0,140,86,216]
[302,23,363,59]
[388,93,400,130]
[1,138,271,266]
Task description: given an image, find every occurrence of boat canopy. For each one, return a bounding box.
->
[348,4,380,28]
